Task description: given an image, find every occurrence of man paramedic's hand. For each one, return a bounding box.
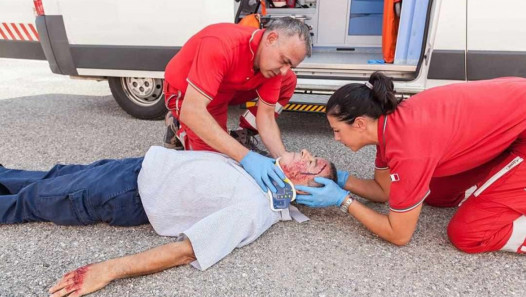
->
[240,151,286,193]
[336,170,350,188]
[296,177,349,208]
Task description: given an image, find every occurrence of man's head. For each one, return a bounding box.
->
[278,149,336,187]
[254,17,312,78]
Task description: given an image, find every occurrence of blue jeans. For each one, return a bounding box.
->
[0,157,149,226]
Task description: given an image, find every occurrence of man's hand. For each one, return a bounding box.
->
[48,241,195,297]
[49,263,112,297]
[240,151,285,192]
[295,177,349,208]
[336,170,350,188]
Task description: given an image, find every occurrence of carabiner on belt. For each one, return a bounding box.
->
[165,90,182,116]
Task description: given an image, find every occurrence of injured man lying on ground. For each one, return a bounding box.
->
[0,146,336,297]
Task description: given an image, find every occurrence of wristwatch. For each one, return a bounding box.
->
[339,195,353,213]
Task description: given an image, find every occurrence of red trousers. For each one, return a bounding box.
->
[426,140,526,254]
[164,71,296,151]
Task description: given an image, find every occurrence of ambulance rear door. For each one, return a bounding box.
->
[466,0,526,80]
[425,0,526,89]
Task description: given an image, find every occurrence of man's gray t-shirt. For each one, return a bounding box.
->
[138,146,282,270]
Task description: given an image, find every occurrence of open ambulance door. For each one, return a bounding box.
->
[238,0,437,112]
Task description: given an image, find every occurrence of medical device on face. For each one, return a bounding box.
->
[267,158,297,212]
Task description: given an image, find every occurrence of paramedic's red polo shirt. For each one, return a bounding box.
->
[374,78,526,212]
[164,23,283,107]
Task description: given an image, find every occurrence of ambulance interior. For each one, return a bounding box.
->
[235,0,432,80]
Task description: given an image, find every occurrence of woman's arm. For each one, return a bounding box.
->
[49,239,196,297]
[343,169,391,203]
[344,197,422,246]
[296,175,421,245]
[296,176,421,246]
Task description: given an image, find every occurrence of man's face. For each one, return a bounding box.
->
[255,31,307,78]
[278,150,332,187]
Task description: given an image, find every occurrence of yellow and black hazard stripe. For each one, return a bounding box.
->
[245,102,326,113]
[284,103,326,113]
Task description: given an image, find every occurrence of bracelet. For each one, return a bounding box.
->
[339,195,353,213]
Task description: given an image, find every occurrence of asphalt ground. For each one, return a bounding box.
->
[0,59,525,296]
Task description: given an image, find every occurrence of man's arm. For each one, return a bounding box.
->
[179,85,285,192]
[255,102,286,158]
[179,85,249,162]
[49,239,196,297]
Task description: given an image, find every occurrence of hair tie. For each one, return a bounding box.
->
[365,81,373,90]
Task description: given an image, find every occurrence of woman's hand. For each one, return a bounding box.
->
[49,262,113,297]
[336,170,350,188]
[295,177,349,207]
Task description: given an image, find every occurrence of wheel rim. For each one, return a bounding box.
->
[120,77,164,107]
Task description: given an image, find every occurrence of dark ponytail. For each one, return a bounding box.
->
[326,72,400,124]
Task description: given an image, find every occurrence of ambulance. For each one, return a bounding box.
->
[1,0,525,119]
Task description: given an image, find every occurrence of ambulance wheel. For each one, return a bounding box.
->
[108,77,166,120]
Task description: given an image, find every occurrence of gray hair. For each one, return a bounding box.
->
[265,17,312,57]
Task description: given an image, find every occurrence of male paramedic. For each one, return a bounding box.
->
[163,17,312,193]
[0,147,335,297]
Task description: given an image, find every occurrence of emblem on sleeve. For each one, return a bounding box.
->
[390,173,400,182]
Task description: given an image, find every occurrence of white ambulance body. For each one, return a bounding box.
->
[1,0,525,119]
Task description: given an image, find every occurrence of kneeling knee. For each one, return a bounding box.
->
[447,219,481,254]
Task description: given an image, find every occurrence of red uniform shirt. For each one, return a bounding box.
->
[164,23,282,107]
[375,78,526,212]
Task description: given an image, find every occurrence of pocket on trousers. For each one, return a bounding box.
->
[38,189,95,225]
[68,189,97,225]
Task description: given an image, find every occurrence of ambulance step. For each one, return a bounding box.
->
[244,101,326,113]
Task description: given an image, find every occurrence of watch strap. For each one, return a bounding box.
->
[339,195,353,213]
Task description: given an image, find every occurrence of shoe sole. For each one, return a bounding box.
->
[163,142,184,150]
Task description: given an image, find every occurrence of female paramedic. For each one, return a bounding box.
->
[295,72,526,254]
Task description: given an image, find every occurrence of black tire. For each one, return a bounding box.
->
[108,77,166,120]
